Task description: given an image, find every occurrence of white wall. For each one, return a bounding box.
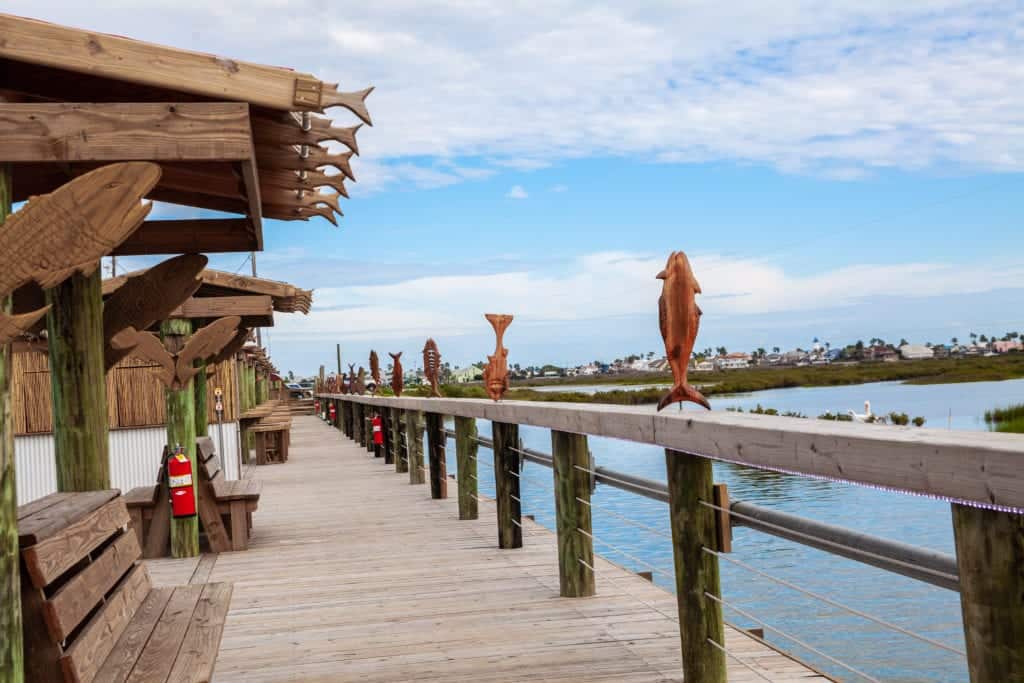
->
[15,421,241,504]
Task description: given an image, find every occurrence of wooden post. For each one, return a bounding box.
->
[366,412,374,453]
[0,163,24,683]
[455,416,478,520]
[552,430,595,597]
[406,410,425,485]
[45,268,110,491]
[353,402,363,444]
[395,410,408,474]
[492,421,522,549]
[343,400,352,438]
[163,319,200,558]
[426,412,448,499]
[237,358,250,463]
[665,449,726,683]
[381,407,392,464]
[194,358,208,437]
[952,504,1024,682]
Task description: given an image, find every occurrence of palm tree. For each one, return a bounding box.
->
[951,336,958,346]
[772,346,780,354]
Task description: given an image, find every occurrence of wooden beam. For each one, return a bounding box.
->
[0,14,355,113]
[0,102,252,163]
[112,219,258,256]
[170,295,273,321]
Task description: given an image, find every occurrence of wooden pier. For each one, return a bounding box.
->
[148,415,828,682]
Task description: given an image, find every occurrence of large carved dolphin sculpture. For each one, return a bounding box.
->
[656,251,711,411]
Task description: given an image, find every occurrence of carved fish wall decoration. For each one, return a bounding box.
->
[482,314,513,402]
[370,350,381,394]
[111,316,241,390]
[422,338,443,398]
[656,251,710,411]
[102,253,208,370]
[0,162,161,342]
[389,352,404,397]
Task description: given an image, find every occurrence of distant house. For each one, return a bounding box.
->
[825,348,843,362]
[693,360,715,372]
[780,350,808,365]
[714,353,750,370]
[899,344,934,360]
[451,365,483,383]
[865,345,898,362]
[579,363,600,376]
[931,344,950,359]
[648,357,670,372]
[993,340,1023,353]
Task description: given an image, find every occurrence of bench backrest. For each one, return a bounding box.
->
[197,435,223,484]
[19,491,149,683]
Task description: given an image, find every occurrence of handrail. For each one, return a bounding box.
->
[323,393,1024,512]
[444,428,960,591]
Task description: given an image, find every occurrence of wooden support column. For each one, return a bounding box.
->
[665,449,726,683]
[406,410,425,485]
[163,319,199,558]
[353,402,363,445]
[45,268,110,491]
[455,416,478,521]
[492,422,522,549]
[553,430,595,597]
[0,163,24,683]
[194,359,208,437]
[237,359,250,464]
[366,412,374,454]
[381,407,392,464]
[426,412,448,499]
[952,504,1024,682]
[395,410,408,474]
[342,400,352,437]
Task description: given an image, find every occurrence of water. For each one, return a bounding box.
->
[443,378,1024,681]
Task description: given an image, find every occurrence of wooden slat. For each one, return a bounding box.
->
[0,102,252,162]
[196,437,217,463]
[189,555,218,586]
[18,490,118,545]
[165,583,233,683]
[197,481,232,553]
[112,218,258,256]
[60,564,151,683]
[124,486,158,508]
[201,455,222,483]
[125,584,204,683]
[43,532,142,641]
[93,587,175,683]
[0,14,330,112]
[17,491,74,521]
[169,295,273,324]
[229,502,248,551]
[143,481,171,560]
[239,157,264,250]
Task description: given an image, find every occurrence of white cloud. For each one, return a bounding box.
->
[505,185,528,199]
[550,184,569,193]
[20,2,1024,190]
[271,251,1024,342]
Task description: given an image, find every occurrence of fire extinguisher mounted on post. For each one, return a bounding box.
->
[329,402,337,425]
[314,399,321,418]
[167,444,197,518]
[372,413,383,446]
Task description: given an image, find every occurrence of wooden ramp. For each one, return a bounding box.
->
[147,416,829,682]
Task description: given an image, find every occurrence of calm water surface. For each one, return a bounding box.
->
[444,378,1024,682]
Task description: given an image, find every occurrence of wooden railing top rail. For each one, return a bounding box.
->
[319,393,1024,511]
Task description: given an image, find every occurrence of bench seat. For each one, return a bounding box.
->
[19,491,232,683]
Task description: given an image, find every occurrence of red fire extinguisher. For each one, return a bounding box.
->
[314,399,321,417]
[329,402,337,424]
[372,414,384,446]
[167,446,196,518]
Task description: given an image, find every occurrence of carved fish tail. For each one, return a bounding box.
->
[656,383,711,412]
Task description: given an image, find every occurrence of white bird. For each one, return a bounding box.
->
[849,400,872,422]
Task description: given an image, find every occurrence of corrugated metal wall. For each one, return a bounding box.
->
[15,421,241,504]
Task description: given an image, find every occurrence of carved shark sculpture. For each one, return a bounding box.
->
[0,309,49,346]
[102,253,208,370]
[369,350,381,394]
[656,251,710,411]
[422,338,442,398]
[0,162,162,343]
[389,352,404,397]
[111,316,241,390]
[482,314,513,402]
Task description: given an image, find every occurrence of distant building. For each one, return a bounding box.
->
[931,345,950,359]
[993,340,1023,353]
[865,345,898,362]
[451,365,483,383]
[693,360,715,372]
[899,344,934,360]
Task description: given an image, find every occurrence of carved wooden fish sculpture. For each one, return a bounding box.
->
[102,254,208,370]
[111,316,241,390]
[656,251,710,411]
[389,352,404,397]
[0,308,50,345]
[348,364,357,395]
[208,328,252,367]
[355,367,367,395]
[422,338,443,398]
[0,162,161,342]
[482,314,513,402]
[369,350,382,393]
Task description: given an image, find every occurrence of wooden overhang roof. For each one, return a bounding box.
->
[0,13,372,255]
[102,268,313,328]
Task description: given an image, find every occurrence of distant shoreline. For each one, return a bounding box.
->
[400,354,1024,405]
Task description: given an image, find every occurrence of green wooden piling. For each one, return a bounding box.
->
[552,430,594,597]
[455,416,478,520]
[163,319,199,558]
[0,164,24,683]
[492,422,522,549]
[406,410,425,485]
[193,359,208,437]
[46,268,110,492]
[665,448,726,683]
[395,409,408,473]
[426,412,447,499]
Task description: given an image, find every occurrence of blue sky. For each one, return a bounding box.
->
[23,1,1023,375]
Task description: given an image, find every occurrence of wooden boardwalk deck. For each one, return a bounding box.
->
[148,416,830,682]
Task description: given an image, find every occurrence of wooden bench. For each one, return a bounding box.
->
[240,401,292,465]
[127,436,261,556]
[18,490,232,683]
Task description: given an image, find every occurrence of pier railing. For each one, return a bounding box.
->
[318,392,1024,683]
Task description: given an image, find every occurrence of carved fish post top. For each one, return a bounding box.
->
[656,251,710,412]
[389,351,403,397]
[483,313,513,402]
[370,350,381,393]
[355,366,367,395]
[422,338,442,398]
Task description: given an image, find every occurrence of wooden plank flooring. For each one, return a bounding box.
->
[147,416,830,682]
